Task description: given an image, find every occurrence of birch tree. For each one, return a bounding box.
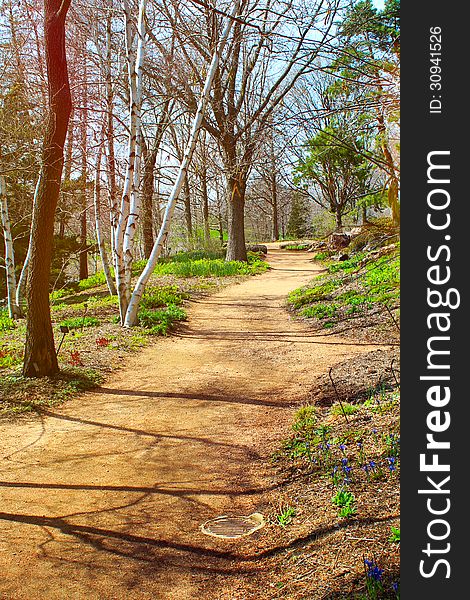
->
[113,0,147,323]
[123,0,241,327]
[93,128,116,295]
[0,176,21,318]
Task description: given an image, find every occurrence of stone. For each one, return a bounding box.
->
[246,244,268,254]
[329,233,350,249]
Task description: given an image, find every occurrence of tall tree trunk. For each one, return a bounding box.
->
[114,0,146,322]
[271,172,279,241]
[0,176,21,318]
[201,165,210,243]
[104,9,118,252]
[141,140,157,259]
[59,105,74,239]
[215,182,224,244]
[79,58,88,280]
[225,171,247,262]
[94,134,116,295]
[23,0,72,378]
[377,111,400,226]
[172,130,193,239]
[183,177,193,238]
[387,175,400,226]
[362,204,368,225]
[335,209,343,231]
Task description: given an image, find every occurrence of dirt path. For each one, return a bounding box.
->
[0,250,387,600]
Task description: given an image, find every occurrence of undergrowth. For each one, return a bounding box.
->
[288,244,399,331]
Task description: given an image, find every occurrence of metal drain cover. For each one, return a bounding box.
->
[200,512,265,539]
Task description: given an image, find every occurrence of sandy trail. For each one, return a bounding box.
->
[0,250,385,599]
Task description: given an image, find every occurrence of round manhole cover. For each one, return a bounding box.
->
[200,512,265,539]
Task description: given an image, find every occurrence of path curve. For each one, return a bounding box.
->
[0,250,387,599]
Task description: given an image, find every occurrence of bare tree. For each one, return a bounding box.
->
[0,175,21,317]
[93,126,116,294]
[153,0,337,260]
[23,0,73,377]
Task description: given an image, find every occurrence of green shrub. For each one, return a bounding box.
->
[0,310,15,331]
[293,405,317,432]
[50,288,72,303]
[331,402,360,416]
[0,348,22,368]
[166,250,225,262]
[328,253,366,274]
[138,304,187,335]
[282,243,311,251]
[389,526,400,543]
[131,259,148,275]
[151,258,267,278]
[313,251,332,261]
[141,285,186,309]
[302,303,338,319]
[78,272,109,290]
[288,281,337,308]
[332,490,357,517]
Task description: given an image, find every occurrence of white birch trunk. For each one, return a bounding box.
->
[16,173,42,311]
[0,176,21,318]
[114,0,146,323]
[94,136,117,296]
[124,0,241,327]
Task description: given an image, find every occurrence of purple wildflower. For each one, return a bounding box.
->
[364,558,384,582]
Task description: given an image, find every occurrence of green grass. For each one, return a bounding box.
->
[51,250,265,297]
[302,303,338,319]
[163,249,226,262]
[314,251,332,260]
[292,405,317,432]
[288,281,337,309]
[282,243,311,251]
[78,271,113,290]
[141,285,186,309]
[150,257,268,278]
[0,310,15,331]
[276,505,296,527]
[50,288,72,303]
[331,402,360,416]
[59,316,100,330]
[137,304,187,335]
[287,246,399,329]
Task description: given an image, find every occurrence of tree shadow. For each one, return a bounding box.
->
[0,510,398,572]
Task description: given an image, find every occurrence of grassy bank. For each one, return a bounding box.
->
[288,244,400,342]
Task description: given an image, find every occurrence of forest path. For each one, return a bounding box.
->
[0,250,384,600]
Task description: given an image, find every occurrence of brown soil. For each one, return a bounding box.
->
[0,250,391,600]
